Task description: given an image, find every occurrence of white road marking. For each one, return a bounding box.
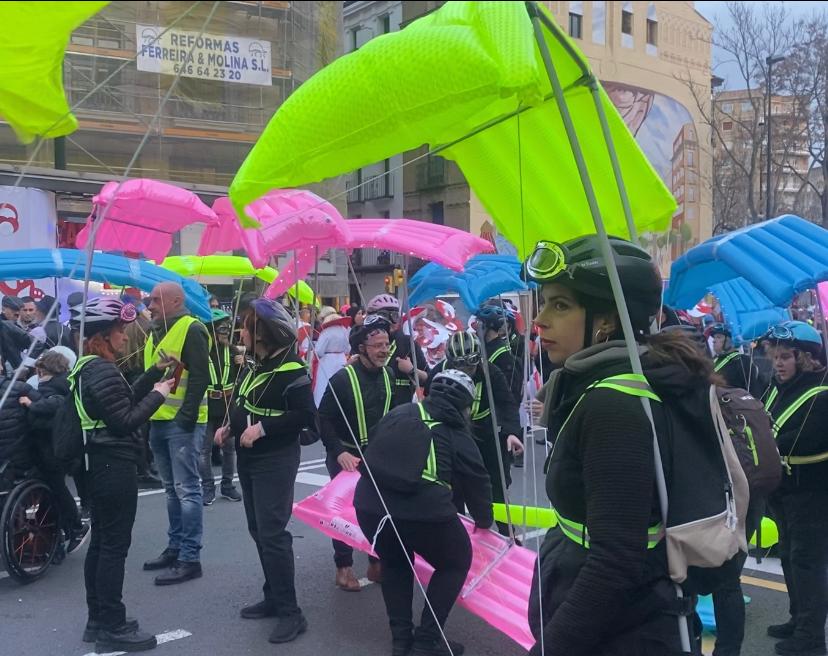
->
[295,472,330,487]
[745,555,784,577]
[81,628,191,656]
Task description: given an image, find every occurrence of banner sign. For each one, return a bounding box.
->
[136,25,272,86]
[0,186,57,301]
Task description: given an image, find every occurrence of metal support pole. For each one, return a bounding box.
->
[527,3,690,651]
[476,327,516,542]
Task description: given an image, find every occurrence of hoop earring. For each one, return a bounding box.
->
[594,328,609,344]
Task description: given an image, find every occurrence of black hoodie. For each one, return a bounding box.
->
[531,342,709,656]
[354,396,493,526]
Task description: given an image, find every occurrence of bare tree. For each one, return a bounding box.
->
[679,2,796,227]
[777,12,828,226]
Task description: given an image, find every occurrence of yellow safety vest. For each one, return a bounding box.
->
[144,316,209,423]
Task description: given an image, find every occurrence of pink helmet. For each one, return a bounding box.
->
[366,293,400,313]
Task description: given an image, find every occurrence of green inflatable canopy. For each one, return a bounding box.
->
[230,1,675,257]
[0,1,109,143]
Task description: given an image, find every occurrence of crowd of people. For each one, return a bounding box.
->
[0,234,826,656]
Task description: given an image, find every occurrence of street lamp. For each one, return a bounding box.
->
[765,54,786,220]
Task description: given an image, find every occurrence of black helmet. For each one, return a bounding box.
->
[475,304,510,332]
[249,298,296,347]
[430,369,476,410]
[349,314,392,351]
[524,235,662,332]
[446,331,481,366]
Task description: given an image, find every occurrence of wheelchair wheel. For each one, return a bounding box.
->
[1,479,61,583]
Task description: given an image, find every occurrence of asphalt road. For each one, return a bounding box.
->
[0,441,806,656]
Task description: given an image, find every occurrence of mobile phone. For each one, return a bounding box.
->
[163,362,185,393]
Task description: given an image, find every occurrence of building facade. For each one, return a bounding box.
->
[398,1,713,270]
[0,1,348,303]
[712,89,810,229]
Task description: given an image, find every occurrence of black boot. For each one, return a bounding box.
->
[240,600,277,620]
[154,560,202,586]
[142,548,179,571]
[268,613,308,643]
[95,624,157,653]
[83,617,138,643]
[769,621,797,639]
[410,637,464,656]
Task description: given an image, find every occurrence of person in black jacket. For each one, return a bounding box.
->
[1,296,27,372]
[29,296,74,360]
[199,309,242,505]
[427,330,522,535]
[476,302,523,403]
[525,235,709,656]
[20,350,88,554]
[355,369,493,656]
[762,321,828,656]
[0,362,40,478]
[69,297,175,653]
[214,298,314,645]
[710,323,763,397]
[319,314,398,591]
[366,293,428,404]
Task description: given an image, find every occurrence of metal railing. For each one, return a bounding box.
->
[351,247,405,268]
[416,157,447,189]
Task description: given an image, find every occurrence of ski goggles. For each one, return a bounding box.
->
[766,325,795,341]
[214,323,232,336]
[448,353,481,367]
[524,241,570,282]
[373,308,400,324]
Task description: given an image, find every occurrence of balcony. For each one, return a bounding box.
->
[346,172,395,203]
[351,247,405,270]
[416,157,447,190]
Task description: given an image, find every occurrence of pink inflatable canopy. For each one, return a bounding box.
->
[76,179,217,261]
[293,472,536,650]
[198,196,246,256]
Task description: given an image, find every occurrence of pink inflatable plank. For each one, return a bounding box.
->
[347,219,492,271]
[293,472,536,650]
[265,247,320,298]
[198,197,246,256]
[76,179,217,260]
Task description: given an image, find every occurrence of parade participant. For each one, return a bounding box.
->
[427,331,522,531]
[2,295,21,321]
[710,323,763,396]
[0,304,29,371]
[18,296,36,330]
[142,282,211,586]
[762,320,828,656]
[526,235,711,655]
[64,297,175,652]
[355,369,493,656]
[33,296,73,351]
[311,311,351,407]
[366,293,428,404]
[199,309,242,505]
[214,298,314,644]
[208,294,220,310]
[0,357,40,478]
[318,314,396,591]
[20,350,89,555]
[476,303,523,403]
[345,303,365,327]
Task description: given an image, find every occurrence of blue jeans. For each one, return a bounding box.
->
[149,421,205,563]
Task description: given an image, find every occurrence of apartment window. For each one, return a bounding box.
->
[621,1,634,48]
[569,12,583,38]
[569,1,583,39]
[721,103,733,114]
[688,186,697,202]
[592,1,606,44]
[646,20,658,46]
[687,150,695,166]
[740,101,753,113]
[430,202,445,226]
[381,14,391,34]
[350,29,358,51]
[722,121,733,131]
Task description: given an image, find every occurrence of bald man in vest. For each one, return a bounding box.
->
[142,282,211,585]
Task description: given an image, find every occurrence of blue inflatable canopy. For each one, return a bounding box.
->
[0,249,211,320]
[709,279,790,344]
[410,254,531,309]
[666,215,828,309]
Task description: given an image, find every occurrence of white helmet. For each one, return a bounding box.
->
[431,368,476,410]
[366,293,400,313]
[70,297,136,335]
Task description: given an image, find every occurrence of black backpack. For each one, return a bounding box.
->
[52,357,98,473]
[716,386,781,498]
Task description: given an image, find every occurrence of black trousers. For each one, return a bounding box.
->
[711,498,765,655]
[769,489,828,642]
[326,451,378,568]
[238,444,302,617]
[356,510,472,643]
[84,453,138,629]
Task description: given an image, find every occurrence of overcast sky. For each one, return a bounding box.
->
[692,1,825,87]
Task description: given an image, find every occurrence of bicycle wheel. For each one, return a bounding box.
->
[1,480,61,583]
